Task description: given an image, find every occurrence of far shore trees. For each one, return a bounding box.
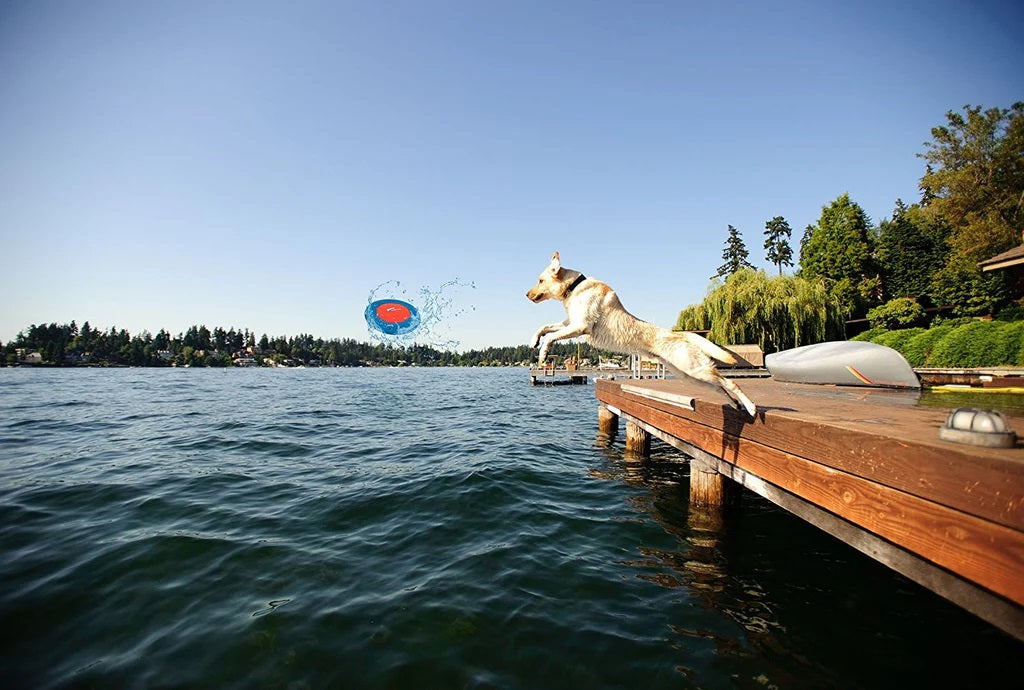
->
[3,320,612,368]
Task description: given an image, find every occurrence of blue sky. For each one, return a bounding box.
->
[1,1,1022,351]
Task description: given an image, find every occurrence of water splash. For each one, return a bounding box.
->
[366,279,476,350]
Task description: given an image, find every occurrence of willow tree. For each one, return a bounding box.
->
[675,269,844,354]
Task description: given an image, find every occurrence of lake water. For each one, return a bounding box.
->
[1,367,1021,689]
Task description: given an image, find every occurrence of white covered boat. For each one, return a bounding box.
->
[765,341,920,389]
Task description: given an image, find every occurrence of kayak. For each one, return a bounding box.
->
[931,385,1024,394]
[765,341,920,389]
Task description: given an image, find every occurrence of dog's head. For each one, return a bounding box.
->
[526,251,568,303]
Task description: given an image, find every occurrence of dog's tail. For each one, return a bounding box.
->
[675,331,736,364]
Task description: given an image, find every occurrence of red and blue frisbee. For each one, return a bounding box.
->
[365,299,421,336]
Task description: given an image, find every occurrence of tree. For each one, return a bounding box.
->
[213,326,227,351]
[799,224,814,255]
[799,193,878,317]
[715,225,754,278]
[763,216,794,275]
[875,199,950,303]
[919,103,1024,315]
[677,269,844,354]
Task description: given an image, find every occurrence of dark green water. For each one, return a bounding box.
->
[1,368,1020,689]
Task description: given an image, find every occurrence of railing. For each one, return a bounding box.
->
[630,354,665,379]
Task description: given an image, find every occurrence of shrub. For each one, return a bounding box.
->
[996,321,1024,366]
[930,315,974,328]
[850,328,886,342]
[872,328,926,355]
[928,321,1016,368]
[902,325,954,367]
[995,303,1024,322]
[866,297,926,330]
[849,321,1024,367]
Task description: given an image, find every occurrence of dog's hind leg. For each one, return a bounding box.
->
[652,333,756,418]
[713,373,757,418]
[662,361,757,418]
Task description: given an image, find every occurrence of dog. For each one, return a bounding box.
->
[526,251,756,417]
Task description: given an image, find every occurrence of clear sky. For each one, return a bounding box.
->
[2,1,1022,351]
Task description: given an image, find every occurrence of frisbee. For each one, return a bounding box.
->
[365,299,421,336]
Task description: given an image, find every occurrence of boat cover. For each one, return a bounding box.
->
[765,341,920,389]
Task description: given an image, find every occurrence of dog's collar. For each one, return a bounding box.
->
[564,273,587,298]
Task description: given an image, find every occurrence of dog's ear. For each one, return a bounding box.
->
[548,251,561,276]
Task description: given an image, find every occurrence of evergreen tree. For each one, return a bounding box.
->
[799,225,814,255]
[763,216,794,275]
[799,193,879,317]
[715,225,754,278]
[875,199,950,303]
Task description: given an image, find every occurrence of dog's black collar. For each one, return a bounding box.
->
[564,273,587,297]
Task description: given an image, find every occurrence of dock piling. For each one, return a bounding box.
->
[625,420,651,457]
[598,404,619,439]
[689,456,738,507]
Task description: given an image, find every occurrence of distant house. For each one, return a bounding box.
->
[979,233,1024,298]
[22,351,43,365]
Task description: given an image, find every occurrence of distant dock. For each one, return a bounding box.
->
[595,376,1024,640]
[528,365,770,386]
[528,366,630,386]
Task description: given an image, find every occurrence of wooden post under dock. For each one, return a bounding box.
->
[595,377,1024,640]
[624,419,650,457]
[597,404,618,439]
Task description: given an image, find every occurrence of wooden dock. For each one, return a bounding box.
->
[595,377,1024,639]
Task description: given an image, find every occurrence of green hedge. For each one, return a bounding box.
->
[854,320,1024,367]
[901,326,954,367]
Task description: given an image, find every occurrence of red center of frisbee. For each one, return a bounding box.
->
[376,303,412,324]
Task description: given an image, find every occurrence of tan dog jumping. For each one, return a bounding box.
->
[527,251,756,417]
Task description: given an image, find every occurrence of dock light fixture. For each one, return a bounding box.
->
[939,408,1017,448]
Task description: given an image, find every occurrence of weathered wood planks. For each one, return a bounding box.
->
[595,377,1024,636]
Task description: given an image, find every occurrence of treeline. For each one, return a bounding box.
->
[682,103,1024,353]
[1,321,612,368]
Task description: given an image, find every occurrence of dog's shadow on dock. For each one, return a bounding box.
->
[718,404,792,459]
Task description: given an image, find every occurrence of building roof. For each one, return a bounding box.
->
[979,243,1024,272]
